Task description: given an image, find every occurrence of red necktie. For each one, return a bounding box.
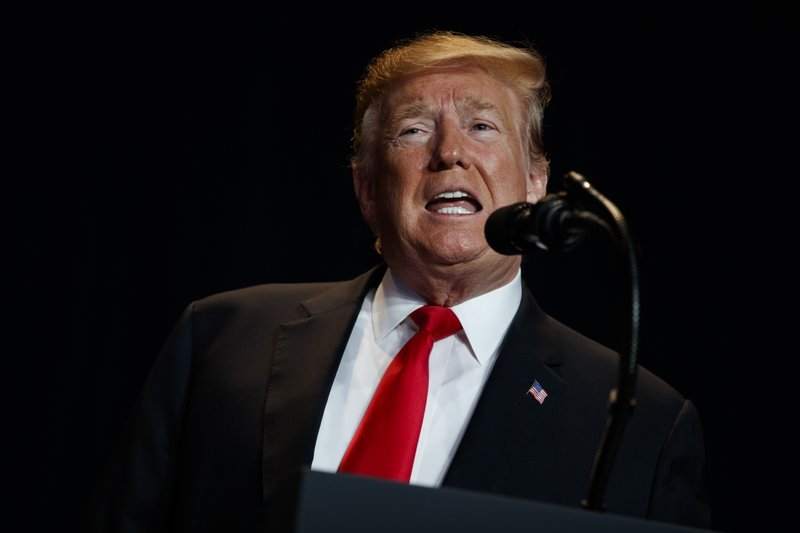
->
[337,305,462,482]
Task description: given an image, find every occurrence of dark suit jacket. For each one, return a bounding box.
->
[88,264,710,532]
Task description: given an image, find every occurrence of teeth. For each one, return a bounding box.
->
[434,190,470,199]
[437,206,472,214]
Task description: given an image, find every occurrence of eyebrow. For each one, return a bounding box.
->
[389,96,499,127]
[461,95,497,115]
[389,101,431,127]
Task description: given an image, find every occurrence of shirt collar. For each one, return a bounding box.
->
[372,268,522,365]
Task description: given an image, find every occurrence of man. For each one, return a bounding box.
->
[88,31,710,532]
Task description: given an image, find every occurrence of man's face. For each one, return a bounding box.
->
[355,66,547,299]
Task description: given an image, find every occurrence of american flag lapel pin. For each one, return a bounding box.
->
[527,379,548,405]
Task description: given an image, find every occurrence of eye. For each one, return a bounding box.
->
[472,122,495,132]
[399,127,422,136]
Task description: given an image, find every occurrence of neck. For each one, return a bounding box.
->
[391,261,520,307]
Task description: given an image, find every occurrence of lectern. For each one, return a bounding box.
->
[294,470,712,532]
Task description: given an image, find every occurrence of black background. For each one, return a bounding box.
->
[8,1,797,532]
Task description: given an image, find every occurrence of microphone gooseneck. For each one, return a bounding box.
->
[485,171,640,514]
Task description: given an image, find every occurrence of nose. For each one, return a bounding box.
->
[429,122,472,171]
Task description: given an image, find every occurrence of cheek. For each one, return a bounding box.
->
[380,152,426,199]
[385,145,428,175]
[372,174,407,225]
[494,147,532,195]
[482,159,528,196]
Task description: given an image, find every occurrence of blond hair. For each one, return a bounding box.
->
[351,30,551,177]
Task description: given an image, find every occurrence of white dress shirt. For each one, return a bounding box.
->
[311,268,522,487]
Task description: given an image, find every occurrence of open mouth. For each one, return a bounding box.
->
[425,190,483,215]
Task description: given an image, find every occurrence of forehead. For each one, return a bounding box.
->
[383,65,521,115]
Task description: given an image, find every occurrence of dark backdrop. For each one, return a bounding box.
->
[9,2,796,532]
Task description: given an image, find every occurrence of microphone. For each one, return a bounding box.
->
[484,193,594,255]
[488,171,641,512]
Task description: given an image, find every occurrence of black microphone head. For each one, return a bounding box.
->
[484,202,537,255]
[486,194,587,255]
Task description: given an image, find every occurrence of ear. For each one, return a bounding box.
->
[353,165,378,234]
[526,167,549,203]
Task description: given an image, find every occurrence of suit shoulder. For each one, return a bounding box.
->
[183,281,338,326]
[547,316,688,409]
[198,281,339,308]
[180,265,385,327]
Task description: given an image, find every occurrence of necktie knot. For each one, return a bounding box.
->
[410,305,461,342]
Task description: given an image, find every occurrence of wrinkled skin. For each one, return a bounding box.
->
[354,66,548,306]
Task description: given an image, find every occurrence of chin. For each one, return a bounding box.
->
[426,243,488,267]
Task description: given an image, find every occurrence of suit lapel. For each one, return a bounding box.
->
[443,285,566,491]
[261,265,385,498]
